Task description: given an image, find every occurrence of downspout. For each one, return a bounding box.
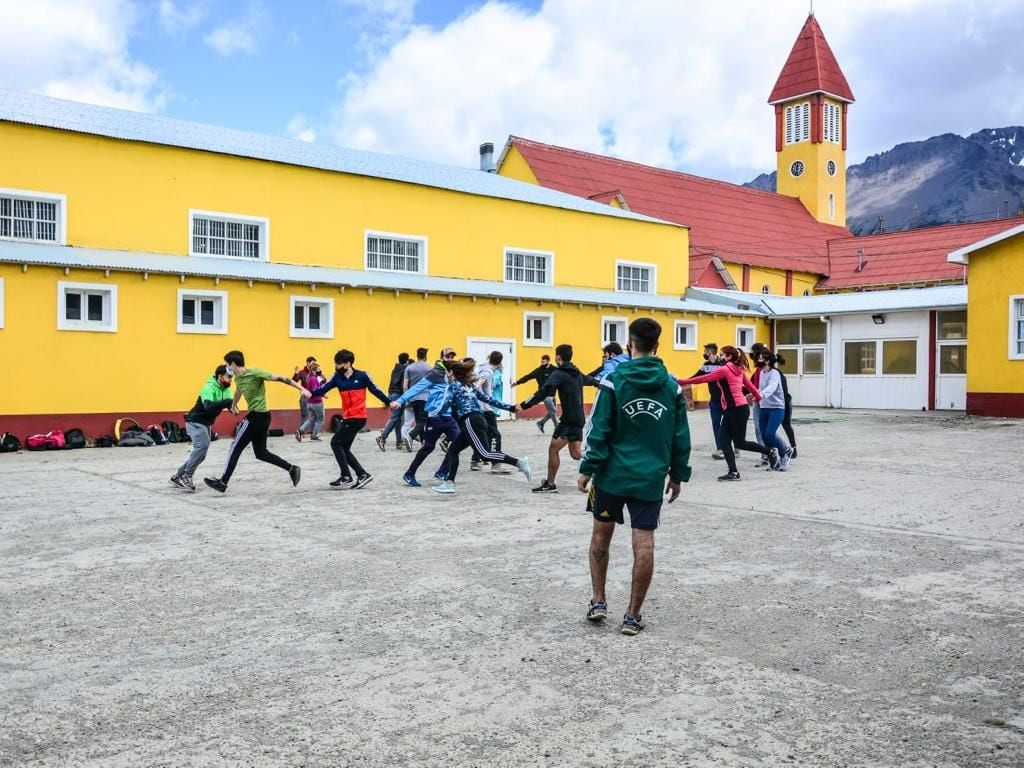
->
[820,314,834,408]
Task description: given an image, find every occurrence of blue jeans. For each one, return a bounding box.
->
[757,407,786,455]
[708,399,724,451]
[381,401,405,443]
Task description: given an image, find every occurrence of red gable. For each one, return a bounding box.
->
[769,15,854,105]
[506,136,847,284]
[821,218,1023,290]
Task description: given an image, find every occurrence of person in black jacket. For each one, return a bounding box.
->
[170,364,234,491]
[512,354,558,432]
[519,344,585,493]
[377,352,411,451]
[692,343,726,460]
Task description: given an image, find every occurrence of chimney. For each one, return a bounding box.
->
[479,142,495,173]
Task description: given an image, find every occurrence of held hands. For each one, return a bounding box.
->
[230,404,240,415]
[665,480,681,503]
[299,387,312,399]
[389,401,401,411]
[577,475,592,494]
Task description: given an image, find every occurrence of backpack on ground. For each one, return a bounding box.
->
[26,431,66,451]
[0,432,21,453]
[162,420,186,443]
[114,417,144,441]
[95,435,115,448]
[118,431,155,447]
[146,424,168,445]
[65,428,87,449]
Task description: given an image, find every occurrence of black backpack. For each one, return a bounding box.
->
[147,425,169,445]
[162,421,184,443]
[0,432,20,453]
[65,428,87,449]
[95,435,115,448]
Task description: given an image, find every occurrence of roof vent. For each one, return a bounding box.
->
[479,142,495,173]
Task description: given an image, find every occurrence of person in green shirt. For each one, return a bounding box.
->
[203,350,310,493]
[578,318,692,636]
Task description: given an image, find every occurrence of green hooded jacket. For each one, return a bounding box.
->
[579,355,692,501]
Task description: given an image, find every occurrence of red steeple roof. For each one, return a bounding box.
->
[769,14,854,105]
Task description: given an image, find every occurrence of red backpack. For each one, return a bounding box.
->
[26,430,66,450]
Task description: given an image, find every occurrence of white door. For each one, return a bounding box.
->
[466,337,516,420]
[935,310,967,410]
[777,346,828,406]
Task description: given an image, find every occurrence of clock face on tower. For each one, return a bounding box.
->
[827,160,837,176]
[790,160,805,178]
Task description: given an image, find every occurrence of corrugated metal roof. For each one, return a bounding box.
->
[948,222,1024,264]
[687,285,966,317]
[0,241,763,316]
[0,89,673,227]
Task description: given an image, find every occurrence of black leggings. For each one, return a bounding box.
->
[331,418,367,479]
[221,410,292,483]
[442,412,517,481]
[782,398,797,447]
[717,405,767,474]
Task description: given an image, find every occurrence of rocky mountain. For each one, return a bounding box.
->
[745,127,1024,234]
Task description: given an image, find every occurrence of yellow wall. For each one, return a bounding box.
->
[721,262,820,296]
[0,122,687,296]
[496,145,539,185]
[776,97,847,225]
[965,236,1024,394]
[0,264,767,415]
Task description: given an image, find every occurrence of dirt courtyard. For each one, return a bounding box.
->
[1,409,1023,767]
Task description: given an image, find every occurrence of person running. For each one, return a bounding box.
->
[391,347,460,486]
[292,356,316,426]
[311,349,391,489]
[170,364,234,491]
[403,348,433,444]
[775,350,798,459]
[691,343,727,460]
[376,352,411,452]
[754,350,792,471]
[677,345,774,481]
[578,318,691,636]
[432,359,531,494]
[472,351,508,473]
[749,342,790,467]
[512,354,558,433]
[295,361,327,441]
[203,351,307,493]
[519,344,585,493]
[584,342,630,386]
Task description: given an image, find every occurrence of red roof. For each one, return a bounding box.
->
[821,218,1024,289]
[507,136,848,283]
[769,15,854,104]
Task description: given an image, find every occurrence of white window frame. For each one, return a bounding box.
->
[824,103,842,144]
[177,289,228,335]
[364,229,428,275]
[601,316,628,347]
[736,324,756,350]
[523,311,554,347]
[0,187,67,245]
[189,209,269,261]
[503,247,554,286]
[290,296,334,339]
[57,281,117,332]
[673,320,698,351]
[615,260,657,294]
[1010,295,1024,360]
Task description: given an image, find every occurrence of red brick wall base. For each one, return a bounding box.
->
[966,393,1024,418]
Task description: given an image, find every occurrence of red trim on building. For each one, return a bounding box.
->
[841,103,848,150]
[775,105,784,152]
[811,94,823,143]
[966,393,1024,418]
[742,265,751,292]
[785,270,794,296]
[927,310,937,411]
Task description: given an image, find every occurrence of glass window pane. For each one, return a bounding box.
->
[87,294,104,322]
[939,345,967,374]
[776,319,800,345]
[200,300,215,326]
[65,292,81,320]
[182,299,196,325]
[882,340,917,375]
[294,305,304,329]
[844,342,876,375]
[802,348,824,375]
[308,306,321,330]
[937,310,967,340]
[776,348,798,374]
[801,318,826,344]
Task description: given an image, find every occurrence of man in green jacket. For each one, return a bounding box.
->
[578,317,692,636]
[170,364,234,491]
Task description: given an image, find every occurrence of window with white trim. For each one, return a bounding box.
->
[58,281,117,332]
[1011,296,1024,359]
[736,324,755,349]
[177,289,228,334]
[290,296,333,339]
[504,248,552,285]
[673,321,697,351]
[784,102,811,144]
[365,231,426,274]
[824,103,841,144]
[190,211,267,260]
[602,317,627,346]
[616,261,655,293]
[0,189,64,244]
[523,312,553,347]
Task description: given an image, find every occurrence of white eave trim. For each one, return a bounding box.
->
[768,90,854,106]
[947,222,1024,265]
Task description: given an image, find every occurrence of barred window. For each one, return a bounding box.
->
[616,262,654,293]
[366,233,425,273]
[504,249,551,284]
[0,194,60,242]
[192,214,262,259]
[824,103,842,144]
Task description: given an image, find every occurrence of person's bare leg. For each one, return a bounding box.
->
[627,528,655,617]
[589,520,616,602]
[568,441,582,461]
[547,437,567,484]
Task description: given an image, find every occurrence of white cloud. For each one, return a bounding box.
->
[0,0,164,112]
[329,0,1024,181]
[204,1,268,56]
[158,0,206,35]
[286,113,317,143]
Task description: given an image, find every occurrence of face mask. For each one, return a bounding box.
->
[226,365,235,376]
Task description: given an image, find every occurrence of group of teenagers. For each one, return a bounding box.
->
[166,320,795,635]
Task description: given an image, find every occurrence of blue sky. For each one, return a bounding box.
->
[1,1,1022,183]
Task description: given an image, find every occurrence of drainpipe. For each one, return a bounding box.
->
[820,315,834,408]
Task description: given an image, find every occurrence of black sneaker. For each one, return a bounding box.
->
[790,447,798,459]
[352,474,373,489]
[717,471,741,481]
[204,477,227,493]
[169,475,186,489]
[536,422,545,434]
[438,437,450,454]
[330,476,353,487]
[470,460,483,471]
[289,465,302,486]
[180,475,196,491]
[532,480,558,493]
[375,433,387,452]
[767,448,780,470]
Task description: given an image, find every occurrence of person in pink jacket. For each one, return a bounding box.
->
[677,345,774,480]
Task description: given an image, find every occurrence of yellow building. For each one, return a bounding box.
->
[0,90,768,435]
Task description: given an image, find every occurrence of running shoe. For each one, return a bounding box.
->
[516,456,533,481]
[711,450,725,460]
[289,465,302,486]
[717,471,741,481]
[753,457,769,468]
[433,469,448,481]
[402,473,421,487]
[767,448,780,470]
[180,475,196,491]
[432,480,456,494]
[295,429,302,442]
[403,438,414,453]
[470,460,483,471]
[491,463,512,474]
[352,474,373,489]
[438,437,451,454]
[204,477,227,493]
[169,475,186,489]
[779,448,793,472]
[621,614,645,636]
[329,476,353,487]
[537,422,545,434]
[310,435,321,441]
[532,480,558,493]
[790,447,798,460]
[375,433,386,452]
[586,600,608,622]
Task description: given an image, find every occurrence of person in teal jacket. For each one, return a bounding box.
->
[578,317,692,636]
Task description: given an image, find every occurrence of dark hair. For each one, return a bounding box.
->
[489,351,503,365]
[305,356,317,364]
[720,345,751,371]
[224,350,245,367]
[215,364,230,377]
[704,342,718,352]
[541,354,550,362]
[758,351,778,367]
[335,349,355,365]
[555,344,573,363]
[603,342,623,356]
[629,318,661,354]
[450,359,477,383]
[416,347,428,361]
[771,350,786,367]
[398,352,410,365]
[750,342,768,355]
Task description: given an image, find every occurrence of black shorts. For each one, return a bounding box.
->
[586,486,662,530]
[552,422,583,442]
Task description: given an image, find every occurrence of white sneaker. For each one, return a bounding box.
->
[779,448,793,471]
[516,456,532,481]
[432,480,456,494]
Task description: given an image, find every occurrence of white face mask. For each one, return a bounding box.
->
[226,364,235,376]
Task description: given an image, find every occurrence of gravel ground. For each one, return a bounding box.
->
[1,409,1022,767]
